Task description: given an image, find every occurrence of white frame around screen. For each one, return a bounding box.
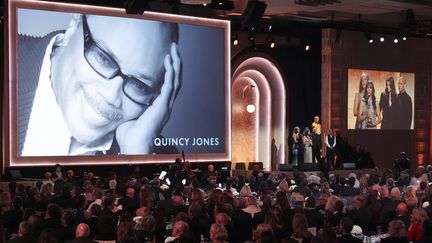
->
[3,0,231,167]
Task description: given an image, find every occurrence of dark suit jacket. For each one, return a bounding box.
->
[337,234,362,243]
[380,236,409,243]
[5,235,37,243]
[394,91,412,129]
[64,238,97,243]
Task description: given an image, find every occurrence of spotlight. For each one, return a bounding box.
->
[364,32,373,43]
[265,36,275,48]
[394,38,399,43]
[305,44,310,51]
[207,0,235,10]
[246,104,256,113]
[232,34,239,46]
[380,37,385,42]
[403,36,407,41]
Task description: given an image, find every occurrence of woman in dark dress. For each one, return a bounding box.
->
[379,76,397,129]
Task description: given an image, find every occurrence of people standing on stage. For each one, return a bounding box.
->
[394,76,413,129]
[303,127,313,163]
[271,138,279,171]
[353,73,369,129]
[292,126,302,167]
[379,76,397,129]
[325,129,336,168]
[358,80,381,129]
[311,116,322,135]
[311,127,322,163]
[52,164,65,196]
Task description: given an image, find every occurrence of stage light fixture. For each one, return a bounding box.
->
[380,37,385,42]
[369,39,373,43]
[305,44,310,51]
[265,36,275,48]
[241,0,267,30]
[248,32,256,45]
[394,38,398,43]
[232,34,239,46]
[403,36,407,41]
[207,0,235,10]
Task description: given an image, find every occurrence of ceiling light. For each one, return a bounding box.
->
[305,44,310,51]
[394,38,398,43]
[403,36,407,41]
[380,37,385,42]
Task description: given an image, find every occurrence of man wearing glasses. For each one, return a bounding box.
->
[19,14,181,155]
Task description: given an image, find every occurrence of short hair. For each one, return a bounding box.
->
[215,213,230,225]
[305,197,316,209]
[102,195,115,208]
[335,200,344,212]
[256,230,277,243]
[140,214,155,232]
[46,203,62,219]
[188,202,202,218]
[388,220,406,238]
[256,223,273,234]
[117,222,135,241]
[19,221,33,235]
[210,223,228,242]
[172,221,189,238]
[89,203,101,216]
[340,217,354,233]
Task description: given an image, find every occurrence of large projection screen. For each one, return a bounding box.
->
[4,0,231,166]
[347,68,414,130]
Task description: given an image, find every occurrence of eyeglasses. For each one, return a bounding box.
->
[82,15,159,106]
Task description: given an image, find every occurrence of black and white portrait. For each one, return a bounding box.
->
[16,8,228,157]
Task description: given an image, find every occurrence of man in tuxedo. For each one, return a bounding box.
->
[118,187,139,216]
[65,223,96,243]
[5,222,36,243]
[19,14,181,156]
[337,217,362,243]
[393,76,412,129]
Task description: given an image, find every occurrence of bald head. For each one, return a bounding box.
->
[172,221,188,237]
[18,221,33,237]
[126,187,135,198]
[76,223,91,238]
[215,213,230,225]
[396,202,408,216]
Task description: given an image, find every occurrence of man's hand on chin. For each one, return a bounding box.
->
[116,43,182,154]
